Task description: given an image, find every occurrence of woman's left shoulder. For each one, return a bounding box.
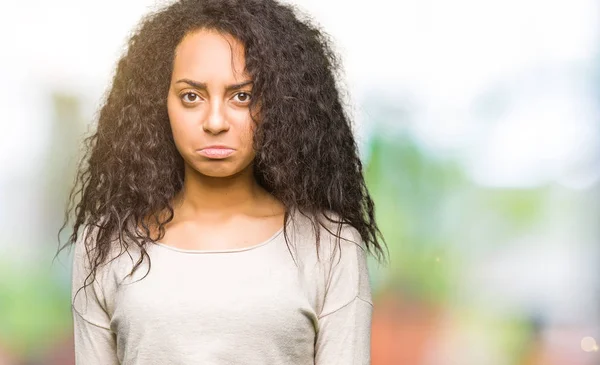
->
[318,210,366,251]
[314,210,373,314]
[286,208,367,266]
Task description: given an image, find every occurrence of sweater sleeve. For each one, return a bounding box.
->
[314,224,373,365]
[71,226,120,365]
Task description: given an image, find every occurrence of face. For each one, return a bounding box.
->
[167,29,256,178]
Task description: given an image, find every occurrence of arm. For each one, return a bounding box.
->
[314,225,373,365]
[71,226,120,365]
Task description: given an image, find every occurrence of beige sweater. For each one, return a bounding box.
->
[71,210,373,364]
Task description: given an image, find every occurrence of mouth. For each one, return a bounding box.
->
[196,147,235,159]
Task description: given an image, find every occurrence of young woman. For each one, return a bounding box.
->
[59,0,387,363]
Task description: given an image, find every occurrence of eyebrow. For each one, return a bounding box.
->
[175,79,254,92]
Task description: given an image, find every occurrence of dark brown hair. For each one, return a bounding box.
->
[56,0,388,302]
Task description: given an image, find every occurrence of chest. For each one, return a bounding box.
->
[157,218,284,251]
[110,251,317,343]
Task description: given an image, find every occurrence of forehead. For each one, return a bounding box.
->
[172,29,248,81]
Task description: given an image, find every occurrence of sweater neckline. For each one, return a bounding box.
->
[152,223,286,254]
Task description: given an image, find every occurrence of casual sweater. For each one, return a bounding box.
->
[71,209,373,364]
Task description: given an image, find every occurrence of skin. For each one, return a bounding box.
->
[155,29,285,251]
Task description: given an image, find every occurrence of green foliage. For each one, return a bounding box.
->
[364,132,465,304]
[363,130,547,306]
[0,249,72,358]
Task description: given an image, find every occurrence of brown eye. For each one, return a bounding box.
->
[234,92,251,103]
[181,92,200,103]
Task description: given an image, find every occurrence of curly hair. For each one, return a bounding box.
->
[56,0,388,304]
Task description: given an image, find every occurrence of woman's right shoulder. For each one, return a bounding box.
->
[72,221,144,280]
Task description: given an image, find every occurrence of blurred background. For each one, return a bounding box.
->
[0,0,598,364]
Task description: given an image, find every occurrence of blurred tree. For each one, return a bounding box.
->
[365,130,465,305]
[0,91,85,362]
[42,92,87,248]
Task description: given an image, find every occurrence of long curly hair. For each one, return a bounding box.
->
[57,0,388,301]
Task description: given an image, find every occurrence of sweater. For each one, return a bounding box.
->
[71,209,373,364]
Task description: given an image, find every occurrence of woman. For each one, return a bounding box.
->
[59,0,388,363]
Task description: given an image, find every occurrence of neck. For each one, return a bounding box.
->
[172,162,265,218]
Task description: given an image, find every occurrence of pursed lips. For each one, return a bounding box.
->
[196,145,235,158]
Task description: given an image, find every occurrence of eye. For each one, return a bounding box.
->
[181,92,201,104]
[233,92,252,104]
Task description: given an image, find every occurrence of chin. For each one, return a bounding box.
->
[199,169,238,178]
[192,162,250,179]
[183,153,254,179]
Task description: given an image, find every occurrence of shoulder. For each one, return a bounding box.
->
[287,208,367,270]
[289,209,372,316]
[72,220,145,285]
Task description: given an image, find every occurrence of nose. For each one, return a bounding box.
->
[202,99,229,134]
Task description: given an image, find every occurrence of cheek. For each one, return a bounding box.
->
[167,97,191,148]
[238,118,257,150]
